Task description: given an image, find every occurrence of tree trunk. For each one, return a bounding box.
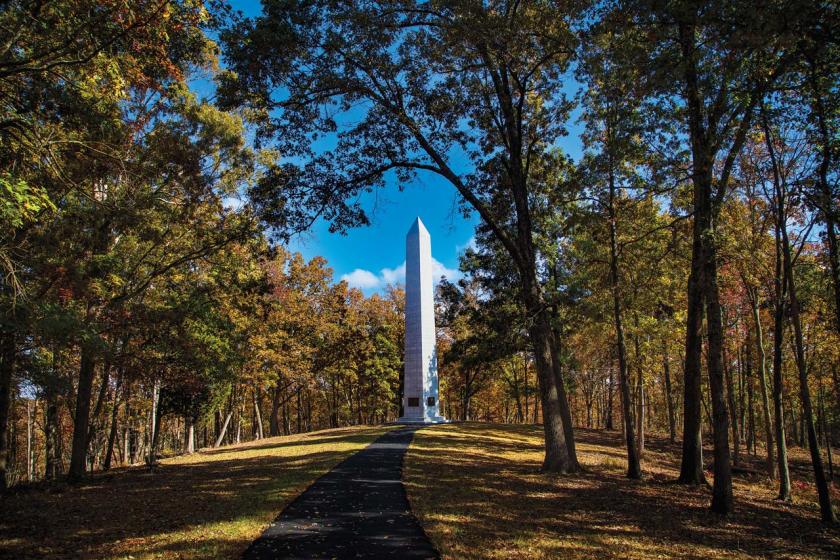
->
[524,356,530,424]
[296,388,302,433]
[808,61,840,335]
[743,338,756,455]
[771,195,793,502]
[214,410,233,448]
[606,363,614,431]
[548,326,580,470]
[528,301,576,472]
[103,378,122,470]
[253,386,264,440]
[704,236,734,514]
[147,378,161,466]
[607,178,641,477]
[678,224,706,485]
[184,415,195,454]
[85,359,111,452]
[462,372,471,422]
[634,334,645,459]
[676,18,710,487]
[0,330,15,490]
[44,388,60,479]
[68,346,96,482]
[612,291,640,478]
[777,178,836,522]
[748,289,776,477]
[26,399,33,482]
[282,391,290,435]
[725,347,741,467]
[306,388,313,432]
[270,383,281,436]
[663,340,676,444]
[786,243,835,521]
[820,388,833,482]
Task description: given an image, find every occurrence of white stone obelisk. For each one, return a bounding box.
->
[398,218,446,423]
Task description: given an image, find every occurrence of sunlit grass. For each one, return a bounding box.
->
[0,425,393,559]
[405,423,839,559]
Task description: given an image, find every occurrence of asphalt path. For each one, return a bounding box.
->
[242,426,440,560]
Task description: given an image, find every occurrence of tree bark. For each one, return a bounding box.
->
[253,385,264,440]
[0,330,15,490]
[549,332,579,467]
[725,346,741,467]
[748,288,776,477]
[704,236,734,514]
[771,186,793,502]
[147,378,161,466]
[678,216,706,485]
[807,60,840,335]
[270,383,281,436]
[184,415,195,454]
[662,340,676,444]
[44,388,60,479]
[85,359,111,452]
[26,399,32,482]
[528,301,576,472]
[676,18,709,487]
[68,345,96,482]
[605,140,643,468]
[609,232,640,477]
[784,228,835,522]
[606,363,614,431]
[103,377,122,470]
[282,391,290,435]
[296,388,302,433]
[524,356,530,424]
[214,410,233,448]
[769,123,836,521]
[634,332,645,459]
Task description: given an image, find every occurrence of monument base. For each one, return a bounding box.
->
[394,416,449,425]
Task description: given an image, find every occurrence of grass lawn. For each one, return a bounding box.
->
[0,425,392,559]
[405,423,840,559]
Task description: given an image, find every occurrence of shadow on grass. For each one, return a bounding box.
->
[405,423,840,560]
[197,429,384,457]
[0,426,389,560]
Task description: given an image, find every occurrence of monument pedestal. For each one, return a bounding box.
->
[395,416,449,425]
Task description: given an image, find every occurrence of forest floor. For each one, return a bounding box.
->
[0,425,392,559]
[405,423,840,559]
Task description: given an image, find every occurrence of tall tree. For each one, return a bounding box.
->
[762,104,835,522]
[617,0,803,514]
[221,1,586,471]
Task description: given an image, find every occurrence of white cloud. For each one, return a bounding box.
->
[342,258,461,292]
[455,235,477,255]
[432,259,461,283]
[380,262,406,285]
[340,268,381,289]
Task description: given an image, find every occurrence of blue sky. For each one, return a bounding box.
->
[211,1,584,295]
[287,177,478,295]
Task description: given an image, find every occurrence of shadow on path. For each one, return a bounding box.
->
[243,426,439,560]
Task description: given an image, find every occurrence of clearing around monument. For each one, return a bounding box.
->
[398,218,447,424]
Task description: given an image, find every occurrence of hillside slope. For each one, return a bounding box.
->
[405,423,839,559]
[0,426,392,559]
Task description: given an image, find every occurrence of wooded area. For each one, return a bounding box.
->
[1,0,838,531]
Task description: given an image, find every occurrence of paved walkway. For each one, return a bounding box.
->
[243,426,440,560]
